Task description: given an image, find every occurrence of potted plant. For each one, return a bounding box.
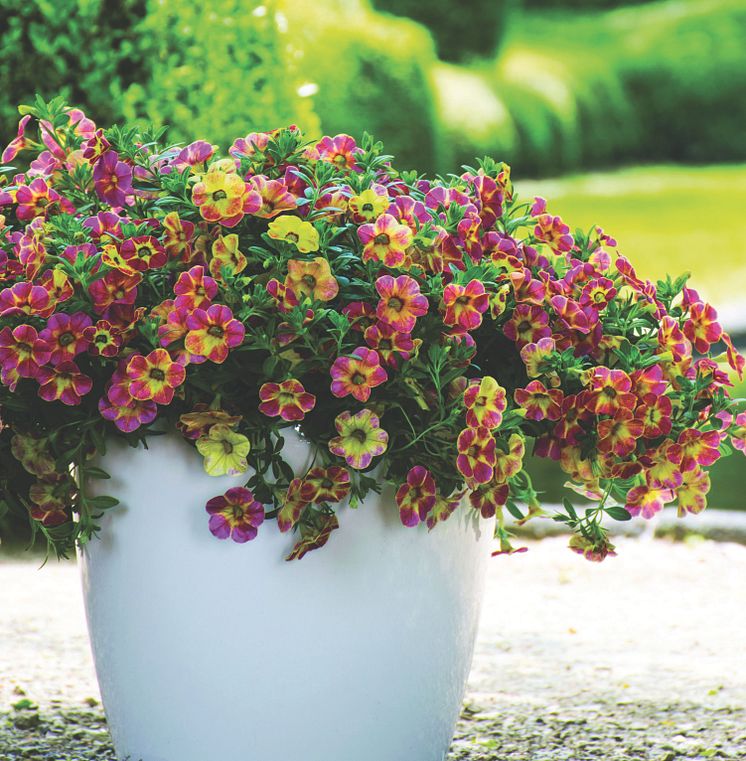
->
[1,98,743,761]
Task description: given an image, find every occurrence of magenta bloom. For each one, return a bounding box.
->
[330,347,387,402]
[456,426,496,485]
[93,151,133,207]
[206,487,265,543]
[396,466,437,527]
[0,324,51,378]
[39,312,92,366]
[625,484,674,519]
[1,114,32,163]
[375,274,428,333]
[98,394,158,433]
[36,361,93,406]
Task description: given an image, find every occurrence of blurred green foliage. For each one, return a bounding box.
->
[0,0,149,139]
[478,0,746,175]
[372,0,512,62]
[0,0,317,150]
[280,0,442,171]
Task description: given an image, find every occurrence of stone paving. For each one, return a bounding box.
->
[1,535,745,760]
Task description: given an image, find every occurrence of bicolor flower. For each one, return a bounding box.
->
[126,348,186,404]
[10,434,57,478]
[658,315,691,363]
[580,277,617,310]
[207,234,246,281]
[258,379,316,421]
[568,534,617,563]
[358,213,413,267]
[636,394,673,438]
[206,487,264,543]
[312,134,362,171]
[88,271,141,314]
[185,305,245,363]
[588,367,636,416]
[503,304,551,346]
[36,361,93,405]
[464,376,507,429]
[120,236,167,271]
[533,207,574,253]
[731,412,746,454]
[84,320,122,357]
[364,321,417,367]
[98,393,157,433]
[191,169,260,227]
[493,434,525,483]
[514,380,563,422]
[0,324,51,378]
[677,428,721,472]
[285,257,339,302]
[330,347,387,402]
[396,466,437,527]
[457,426,496,485]
[625,484,674,519]
[675,468,710,517]
[276,478,310,533]
[15,178,63,221]
[469,481,509,519]
[631,365,667,398]
[349,188,390,224]
[28,479,69,527]
[328,408,389,469]
[641,440,684,490]
[597,409,645,457]
[93,151,133,207]
[375,274,428,332]
[442,280,490,331]
[520,337,556,379]
[196,424,250,476]
[247,175,297,219]
[683,301,722,354]
[39,312,92,365]
[0,281,52,317]
[177,407,243,441]
[267,215,319,253]
[162,212,195,261]
[300,466,351,504]
[174,265,218,310]
[2,114,32,163]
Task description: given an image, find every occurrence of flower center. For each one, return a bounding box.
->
[351,428,367,443]
[456,296,470,305]
[378,338,392,350]
[332,154,347,167]
[374,233,390,246]
[302,274,317,289]
[137,246,151,259]
[351,371,366,385]
[231,503,244,519]
[602,387,617,399]
[207,325,225,338]
[212,190,228,202]
[321,478,334,489]
[517,320,531,333]
[286,232,299,243]
[387,297,403,312]
[149,368,165,382]
[59,332,75,347]
[362,203,374,212]
[223,441,234,454]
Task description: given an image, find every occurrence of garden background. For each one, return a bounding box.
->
[1,0,744,543]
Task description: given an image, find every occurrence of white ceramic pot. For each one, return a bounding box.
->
[79,431,494,761]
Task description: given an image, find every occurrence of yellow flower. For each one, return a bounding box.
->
[267,215,319,253]
[348,188,389,222]
[210,233,247,280]
[285,257,339,302]
[196,424,250,476]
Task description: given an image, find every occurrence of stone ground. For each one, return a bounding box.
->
[1,535,745,760]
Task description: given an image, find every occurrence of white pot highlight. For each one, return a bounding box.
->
[79,431,494,761]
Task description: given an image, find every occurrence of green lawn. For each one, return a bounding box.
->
[519,164,746,312]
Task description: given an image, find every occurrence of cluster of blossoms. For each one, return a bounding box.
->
[0,99,743,561]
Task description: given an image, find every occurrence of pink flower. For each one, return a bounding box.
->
[396,466,437,527]
[330,347,387,402]
[206,487,265,543]
[93,151,133,207]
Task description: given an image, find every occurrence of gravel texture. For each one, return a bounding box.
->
[1,535,745,760]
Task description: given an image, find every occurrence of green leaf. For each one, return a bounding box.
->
[87,495,120,511]
[562,497,579,520]
[606,506,632,521]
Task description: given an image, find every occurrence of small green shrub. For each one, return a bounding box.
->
[123,0,319,147]
[0,0,149,139]
[372,0,513,62]
[281,0,442,171]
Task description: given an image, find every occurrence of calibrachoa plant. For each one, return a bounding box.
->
[0,97,744,562]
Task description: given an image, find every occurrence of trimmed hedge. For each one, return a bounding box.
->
[372,0,513,62]
[0,0,318,149]
[281,0,442,172]
[0,0,149,140]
